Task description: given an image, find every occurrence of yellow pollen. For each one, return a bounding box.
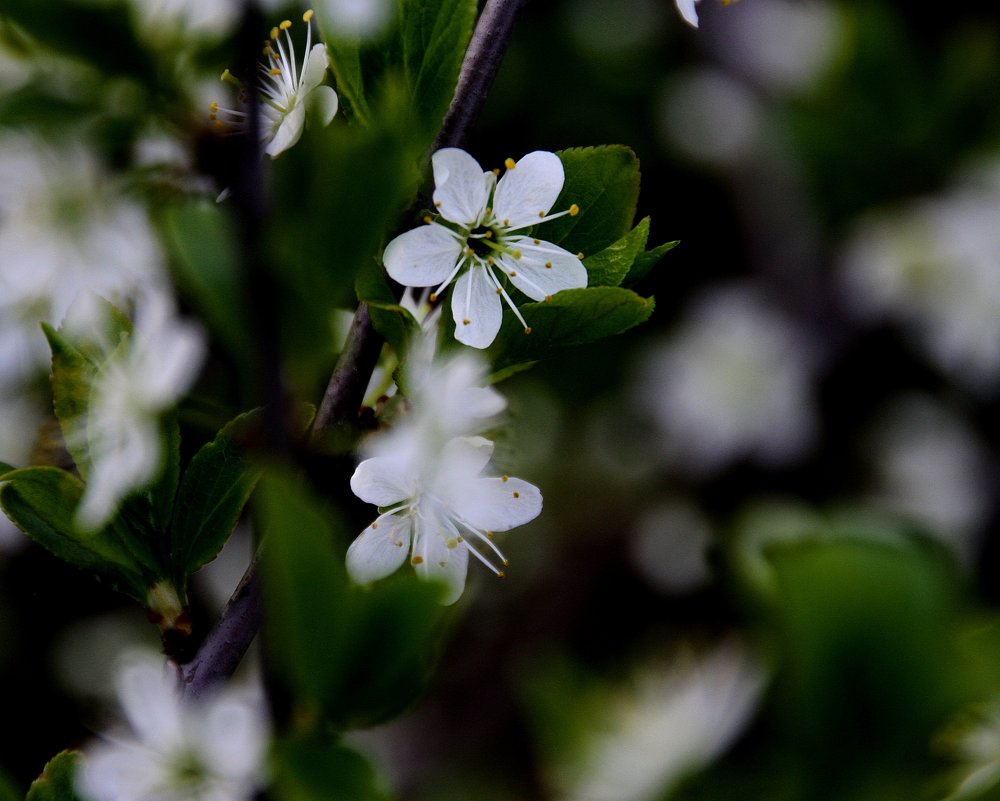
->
[435,201,442,208]
[429,293,438,302]
[498,571,506,579]
[279,19,292,30]
[303,9,314,22]
[577,252,584,259]
[370,521,378,529]
[487,531,495,539]
[509,271,517,277]
[503,218,510,226]
[492,168,500,176]
[545,295,553,301]
[423,215,432,224]
[513,250,522,259]
[487,256,495,265]
[446,538,457,549]
[545,261,552,268]
[495,288,502,295]
[209,101,218,112]
[533,238,541,244]
[463,319,471,325]
[513,491,520,498]
[504,157,516,170]
[411,556,424,565]
[465,247,475,255]
[538,210,545,218]
[485,230,493,238]
[270,26,279,39]
[569,203,580,216]
[501,475,509,482]
[269,68,281,75]
[524,326,533,334]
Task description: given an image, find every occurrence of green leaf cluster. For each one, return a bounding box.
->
[25,751,83,801]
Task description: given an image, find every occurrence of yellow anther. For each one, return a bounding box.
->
[210,101,219,112]
[545,295,553,301]
[569,203,580,216]
[411,555,424,565]
[501,475,509,482]
[545,261,552,268]
[484,230,493,239]
[303,9,314,22]
[279,19,292,30]
[533,238,541,245]
[495,288,502,295]
[370,521,378,529]
[524,326,532,334]
[498,571,506,579]
[270,26,279,39]
[435,201,442,207]
[423,215,432,224]
[509,271,517,277]
[576,252,584,259]
[465,247,475,256]
[446,538,457,549]
[269,68,281,75]
[487,531,495,539]
[538,210,545,218]
[503,218,510,226]
[492,168,500,176]
[429,293,438,302]
[513,250,522,259]
[463,319,471,325]
[487,256,495,265]
[504,157,516,170]
[513,491,520,498]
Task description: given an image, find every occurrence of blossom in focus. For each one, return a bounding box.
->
[75,652,270,801]
[556,640,766,801]
[383,148,587,349]
[76,293,206,530]
[347,435,542,605]
[633,285,817,475]
[212,11,338,158]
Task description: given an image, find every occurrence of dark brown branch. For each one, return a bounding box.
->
[179,0,526,699]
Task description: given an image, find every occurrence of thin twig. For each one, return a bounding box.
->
[179,0,526,698]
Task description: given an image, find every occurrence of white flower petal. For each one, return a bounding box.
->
[454,475,542,532]
[346,512,413,584]
[115,658,185,753]
[432,148,490,226]
[439,434,494,477]
[266,102,306,158]
[299,43,330,92]
[452,266,503,349]
[492,151,565,230]
[501,237,588,301]
[310,84,339,126]
[77,740,166,801]
[198,693,269,781]
[350,455,416,506]
[412,513,469,605]
[383,224,464,287]
[675,0,700,27]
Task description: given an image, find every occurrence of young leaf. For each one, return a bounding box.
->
[623,238,679,287]
[26,750,84,801]
[168,409,267,580]
[541,146,641,258]
[400,0,477,133]
[583,217,651,287]
[489,287,655,376]
[0,467,150,602]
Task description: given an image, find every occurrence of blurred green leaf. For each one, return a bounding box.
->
[0,767,19,801]
[400,0,477,135]
[541,146,641,258]
[623,238,679,287]
[0,467,151,601]
[324,36,372,127]
[272,736,387,801]
[489,287,654,376]
[356,262,419,358]
[167,409,265,581]
[583,216,650,287]
[26,750,83,801]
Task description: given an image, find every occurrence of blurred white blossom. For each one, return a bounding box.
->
[840,161,1000,393]
[76,293,206,530]
[863,395,991,568]
[634,286,817,474]
[76,652,270,801]
[126,0,239,44]
[318,0,395,39]
[630,499,714,595]
[556,640,766,801]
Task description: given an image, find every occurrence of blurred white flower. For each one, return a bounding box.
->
[213,11,338,159]
[630,499,714,595]
[76,293,206,530]
[840,161,1000,393]
[318,0,395,39]
[347,435,542,605]
[634,285,817,474]
[383,148,587,349]
[936,698,1000,801]
[126,0,240,45]
[0,135,164,390]
[863,395,990,568]
[557,640,766,801]
[76,652,269,801]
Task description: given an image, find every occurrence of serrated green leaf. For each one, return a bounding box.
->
[489,287,655,375]
[168,410,266,579]
[272,737,387,801]
[539,146,641,258]
[583,217,650,287]
[400,0,476,133]
[355,263,419,357]
[0,467,150,602]
[26,750,84,801]
[323,36,372,127]
[623,238,679,287]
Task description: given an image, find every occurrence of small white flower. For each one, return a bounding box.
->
[76,293,206,530]
[675,0,702,26]
[383,148,588,349]
[347,435,542,604]
[212,10,338,159]
[75,652,270,801]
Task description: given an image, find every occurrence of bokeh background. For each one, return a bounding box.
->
[5,0,1000,799]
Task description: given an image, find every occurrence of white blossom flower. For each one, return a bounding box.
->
[347,435,542,604]
[633,285,818,474]
[556,640,766,801]
[75,652,269,801]
[383,148,588,349]
[76,293,206,530]
[212,11,338,159]
[673,0,735,28]
[317,0,394,39]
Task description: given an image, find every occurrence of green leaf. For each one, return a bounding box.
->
[540,146,641,258]
[272,737,387,801]
[623,238,679,287]
[583,217,651,287]
[0,462,14,477]
[489,287,655,376]
[168,410,266,580]
[0,467,152,601]
[400,0,477,134]
[26,750,84,801]
[160,201,248,359]
[355,262,419,358]
[323,36,372,127]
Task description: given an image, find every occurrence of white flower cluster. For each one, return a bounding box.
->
[346,336,542,604]
[76,652,269,801]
